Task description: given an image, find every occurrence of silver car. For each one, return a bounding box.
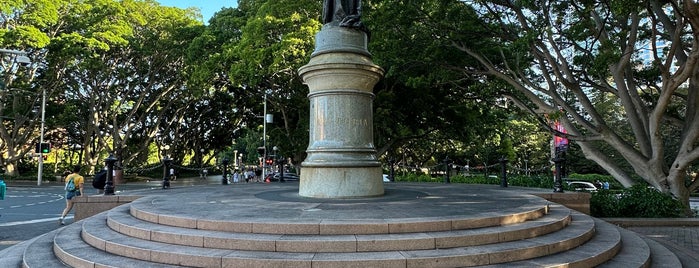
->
[566,181,598,192]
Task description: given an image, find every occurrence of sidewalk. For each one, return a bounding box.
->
[625,225,699,268]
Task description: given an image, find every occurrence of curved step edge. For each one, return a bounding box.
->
[596,224,651,268]
[53,215,183,268]
[109,203,571,252]
[127,196,551,235]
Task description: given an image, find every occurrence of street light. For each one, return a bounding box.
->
[261,92,273,180]
[1,49,40,185]
[200,148,205,178]
[161,145,171,189]
[443,156,451,184]
[37,81,46,186]
[222,158,229,185]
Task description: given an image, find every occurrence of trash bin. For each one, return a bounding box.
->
[0,179,6,200]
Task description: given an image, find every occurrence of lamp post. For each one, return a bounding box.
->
[104,154,117,195]
[499,157,508,188]
[553,148,565,193]
[161,145,171,189]
[258,91,273,180]
[200,148,205,178]
[443,156,451,184]
[233,149,238,170]
[2,49,37,185]
[222,158,229,185]
[388,158,395,182]
[37,83,46,186]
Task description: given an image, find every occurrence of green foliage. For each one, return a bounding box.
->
[590,184,686,218]
[589,190,622,217]
[394,173,440,183]
[508,175,554,189]
[395,173,553,189]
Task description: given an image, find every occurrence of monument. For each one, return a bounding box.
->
[298,0,384,198]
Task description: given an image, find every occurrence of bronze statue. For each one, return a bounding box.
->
[322,0,365,30]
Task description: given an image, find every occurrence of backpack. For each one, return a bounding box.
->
[92,170,107,189]
[65,176,76,192]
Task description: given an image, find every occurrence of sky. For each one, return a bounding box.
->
[156,0,238,23]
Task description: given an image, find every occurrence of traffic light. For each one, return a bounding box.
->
[257,146,266,156]
[265,158,274,165]
[35,142,50,153]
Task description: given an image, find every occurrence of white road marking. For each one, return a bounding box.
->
[0,216,73,227]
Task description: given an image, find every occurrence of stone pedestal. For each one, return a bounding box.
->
[298,25,384,198]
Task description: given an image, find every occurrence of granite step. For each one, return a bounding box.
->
[51,217,183,268]
[13,182,682,268]
[107,203,572,252]
[126,193,551,235]
[22,231,69,268]
[478,218,621,268]
[596,224,651,268]
[641,236,683,268]
[72,209,597,267]
[0,233,44,268]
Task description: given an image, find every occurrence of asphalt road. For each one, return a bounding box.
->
[0,184,67,251]
[0,179,171,251]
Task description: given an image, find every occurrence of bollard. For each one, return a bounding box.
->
[278,157,285,183]
[499,157,508,187]
[553,155,565,193]
[162,156,172,189]
[443,156,451,184]
[222,158,229,185]
[389,158,395,182]
[104,154,117,195]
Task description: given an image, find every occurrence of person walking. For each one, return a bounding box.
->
[233,170,240,183]
[59,166,84,225]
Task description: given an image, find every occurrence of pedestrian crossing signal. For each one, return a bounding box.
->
[35,142,50,153]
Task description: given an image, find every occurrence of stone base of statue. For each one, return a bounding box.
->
[298,25,384,198]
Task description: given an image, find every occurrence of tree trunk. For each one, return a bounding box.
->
[3,162,18,177]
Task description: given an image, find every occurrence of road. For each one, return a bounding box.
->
[0,180,171,251]
[0,184,67,251]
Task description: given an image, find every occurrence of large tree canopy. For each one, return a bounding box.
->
[1,0,201,175]
[429,0,699,213]
[366,0,548,169]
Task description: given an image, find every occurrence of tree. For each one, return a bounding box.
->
[189,0,320,165]
[45,0,201,171]
[366,0,525,168]
[443,0,699,213]
[1,0,66,176]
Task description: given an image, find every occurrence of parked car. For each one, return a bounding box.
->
[566,181,598,192]
[265,172,300,182]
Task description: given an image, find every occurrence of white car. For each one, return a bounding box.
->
[566,181,598,192]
